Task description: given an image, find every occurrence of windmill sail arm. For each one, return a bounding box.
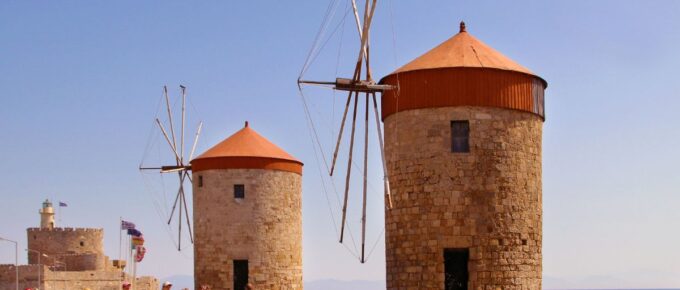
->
[298,78,394,92]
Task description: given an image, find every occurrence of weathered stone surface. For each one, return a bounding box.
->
[193,169,303,290]
[384,106,542,289]
[27,227,105,270]
[0,264,158,290]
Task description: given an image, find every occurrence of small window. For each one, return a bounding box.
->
[80,241,85,247]
[234,184,245,199]
[198,175,203,187]
[451,121,470,153]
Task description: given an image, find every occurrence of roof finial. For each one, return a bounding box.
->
[459,21,466,33]
[245,121,249,127]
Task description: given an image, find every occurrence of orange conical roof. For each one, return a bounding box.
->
[191,122,302,174]
[379,22,547,120]
[388,22,544,83]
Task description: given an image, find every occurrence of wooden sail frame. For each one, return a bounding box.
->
[139,85,203,251]
[298,0,393,263]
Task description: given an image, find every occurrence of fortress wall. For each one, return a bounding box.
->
[0,265,158,290]
[27,228,104,266]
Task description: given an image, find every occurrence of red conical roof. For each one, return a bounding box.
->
[191,122,302,174]
[380,22,547,120]
[387,22,545,84]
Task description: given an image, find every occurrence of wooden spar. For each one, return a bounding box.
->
[340,93,359,243]
[351,0,368,62]
[180,85,186,164]
[361,92,369,263]
[372,93,392,208]
[354,0,378,79]
[181,172,194,243]
[155,118,182,162]
[330,92,353,176]
[167,183,182,225]
[178,174,183,251]
[331,63,363,176]
[189,121,204,161]
[297,79,393,92]
[164,86,179,164]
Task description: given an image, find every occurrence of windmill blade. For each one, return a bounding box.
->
[164,86,179,161]
[167,184,182,225]
[160,166,190,173]
[340,93,360,243]
[372,93,392,209]
[361,93,370,263]
[189,121,204,161]
[181,170,194,243]
[156,118,182,163]
[180,85,186,163]
[330,93,353,176]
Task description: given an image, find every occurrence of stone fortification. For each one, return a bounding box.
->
[0,264,158,290]
[193,169,303,290]
[384,106,543,289]
[27,227,104,270]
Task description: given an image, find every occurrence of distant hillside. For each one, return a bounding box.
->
[305,279,385,290]
[160,277,385,290]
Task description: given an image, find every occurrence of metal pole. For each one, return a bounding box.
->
[1,237,19,290]
[26,249,43,289]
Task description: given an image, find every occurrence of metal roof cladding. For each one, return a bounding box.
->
[191,121,303,174]
[387,21,546,85]
[380,21,547,120]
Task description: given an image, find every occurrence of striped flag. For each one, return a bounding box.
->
[59,201,68,207]
[121,220,136,230]
[127,228,142,237]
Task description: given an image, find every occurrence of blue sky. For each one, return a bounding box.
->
[1,1,679,288]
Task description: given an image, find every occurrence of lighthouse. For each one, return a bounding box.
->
[380,22,546,289]
[191,122,303,290]
[39,199,55,229]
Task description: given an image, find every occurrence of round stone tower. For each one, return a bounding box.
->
[379,22,546,289]
[39,199,55,229]
[191,122,303,290]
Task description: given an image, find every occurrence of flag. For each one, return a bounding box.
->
[121,220,136,230]
[59,201,68,207]
[135,246,147,262]
[127,228,142,237]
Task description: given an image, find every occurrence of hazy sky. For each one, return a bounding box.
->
[1,1,679,288]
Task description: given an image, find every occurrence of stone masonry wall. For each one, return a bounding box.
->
[383,106,543,289]
[27,227,104,268]
[193,169,303,290]
[0,264,158,290]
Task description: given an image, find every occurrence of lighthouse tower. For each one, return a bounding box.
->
[380,22,546,289]
[39,199,55,229]
[191,122,303,290]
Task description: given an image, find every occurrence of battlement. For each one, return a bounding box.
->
[27,227,103,233]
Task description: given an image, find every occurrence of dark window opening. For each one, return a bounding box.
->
[234,184,245,199]
[198,175,203,188]
[80,241,84,247]
[522,239,528,246]
[233,260,249,290]
[451,121,470,153]
[444,248,469,290]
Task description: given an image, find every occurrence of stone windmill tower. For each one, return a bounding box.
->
[379,22,547,289]
[191,122,303,290]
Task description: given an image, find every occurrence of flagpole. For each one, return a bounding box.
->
[119,217,123,289]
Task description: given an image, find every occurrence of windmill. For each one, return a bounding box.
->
[298,0,393,263]
[139,85,203,251]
